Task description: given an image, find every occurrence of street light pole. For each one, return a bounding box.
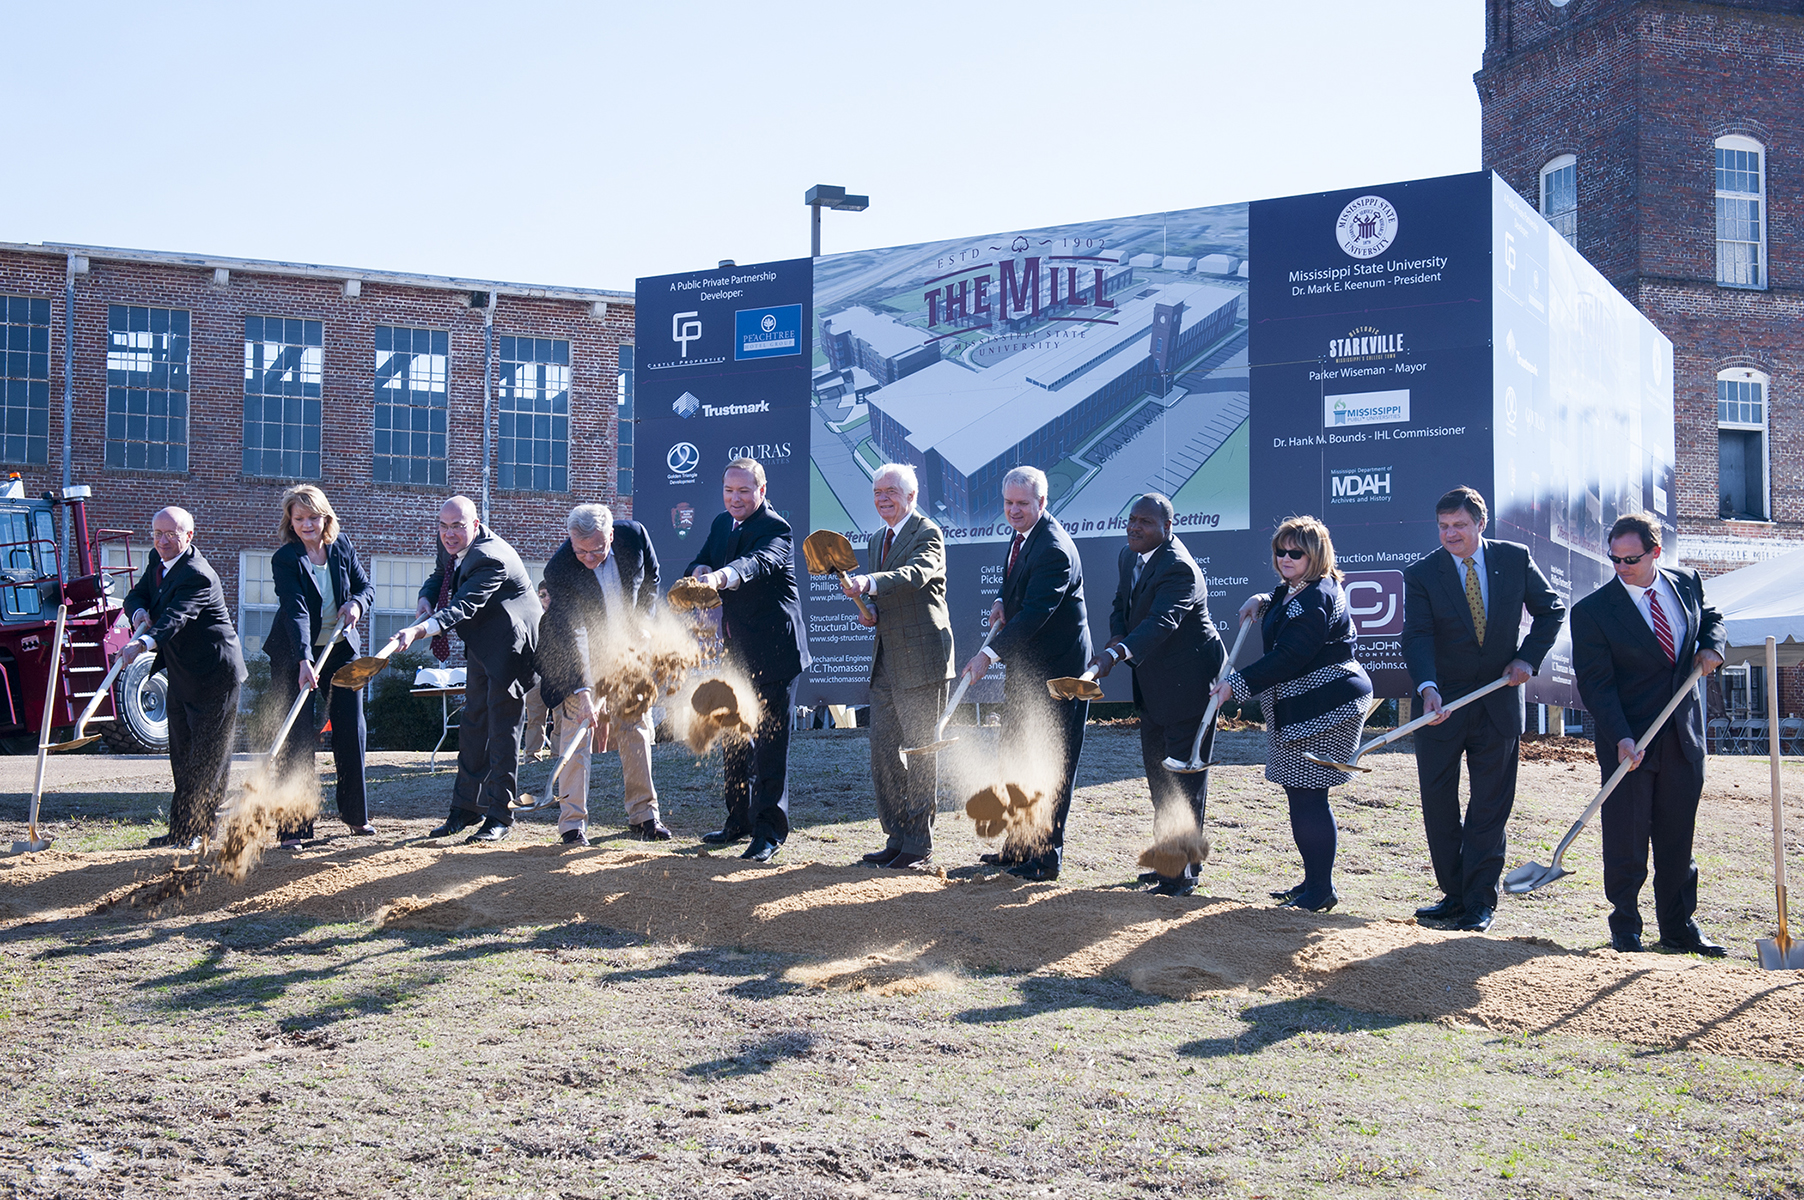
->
[805,184,869,257]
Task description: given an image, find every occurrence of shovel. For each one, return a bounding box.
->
[517,714,597,813]
[900,625,998,767]
[802,530,874,621]
[333,633,400,690]
[1304,677,1513,772]
[1046,668,1103,702]
[1756,636,1804,970]
[263,618,347,761]
[13,603,68,853]
[667,576,722,611]
[47,639,135,754]
[1163,616,1255,774]
[1503,664,1707,895]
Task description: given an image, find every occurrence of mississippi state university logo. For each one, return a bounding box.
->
[1335,195,1399,260]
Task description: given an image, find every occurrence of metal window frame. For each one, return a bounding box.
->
[1539,154,1577,244]
[371,323,452,487]
[1714,135,1767,290]
[1716,368,1770,521]
[105,302,192,473]
[241,314,326,479]
[0,292,54,466]
[495,332,573,493]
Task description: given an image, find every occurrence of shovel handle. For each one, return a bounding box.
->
[1545,664,1708,871]
[26,603,69,842]
[1176,616,1257,768]
[1766,637,1792,950]
[930,623,1000,740]
[1356,676,1515,758]
[66,643,132,743]
[837,571,874,621]
[265,618,349,760]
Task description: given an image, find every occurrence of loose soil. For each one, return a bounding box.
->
[4,728,1802,1197]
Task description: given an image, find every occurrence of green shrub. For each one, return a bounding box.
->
[367,648,457,752]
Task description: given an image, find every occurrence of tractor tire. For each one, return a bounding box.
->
[100,656,170,754]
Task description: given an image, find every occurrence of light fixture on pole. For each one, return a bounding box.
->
[806,184,868,257]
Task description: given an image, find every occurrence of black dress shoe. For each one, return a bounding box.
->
[1150,876,1197,898]
[147,833,203,851]
[631,819,673,842]
[1455,905,1495,932]
[428,811,483,839]
[465,819,511,844]
[741,838,779,863]
[1269,881,1307,901]
[1658,925,1727,957]
[1414,896,1464,921]
[862,848,901,866]
[561,830,589,846]
[345,824,377,836]
[885,852,929,869]
[979,851,1026,866]
[702,824,751,845]
[1138,870,1164,885]
[1006,859,1059,882]
[1611,930,1644,953]
[1279,891,1338,912]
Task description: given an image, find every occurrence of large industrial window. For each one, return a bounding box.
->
[616,343,634,499]
[1716,136,1765,289]
[238,550,277,658]
[106,305,190,473]
[243,316,323,478]
[1,294,51,465]
[1540,154,1577,244]
[1717,367,1769,521]
[368,555,435,651]
[373,325,448,485]
[497,335,570,492]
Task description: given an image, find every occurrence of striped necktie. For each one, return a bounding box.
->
[1648,589,1676,664]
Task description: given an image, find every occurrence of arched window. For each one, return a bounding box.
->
[1716,135,1766,288]
[1540,154,1577,244]
[1717,366,1770,520]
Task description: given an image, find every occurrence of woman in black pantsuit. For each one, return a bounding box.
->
[267,484,376,843]
[1212,515,1372,912]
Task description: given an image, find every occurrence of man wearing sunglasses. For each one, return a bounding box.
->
[1401,486,1565,932]
[1571,512,1726,956]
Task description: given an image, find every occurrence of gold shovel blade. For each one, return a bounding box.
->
[667,577,721,610]
[45,734,99,754]
[332,655,391,689]
[1046,676,1104,701]
[802,529,859,576]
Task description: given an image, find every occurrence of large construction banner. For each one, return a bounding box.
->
[635,171,1673,710]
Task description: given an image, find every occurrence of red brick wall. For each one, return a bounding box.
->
[0,249,633,627]
[1477,0,1803,577]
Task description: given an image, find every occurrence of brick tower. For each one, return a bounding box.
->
[1476,0,1802,572]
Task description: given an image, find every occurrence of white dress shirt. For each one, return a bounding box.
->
[1618,571,1689,650]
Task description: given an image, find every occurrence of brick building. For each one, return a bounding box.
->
[0,241,634,658]
[1476,0,1803,721]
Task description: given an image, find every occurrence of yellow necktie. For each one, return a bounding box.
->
[1463,556,1486,645]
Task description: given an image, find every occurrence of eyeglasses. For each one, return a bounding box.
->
[151,529,185,542]
[1608,552,1650,565]
[1275,548,1309,561]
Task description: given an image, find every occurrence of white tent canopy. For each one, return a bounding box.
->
[1698,546,1804,665]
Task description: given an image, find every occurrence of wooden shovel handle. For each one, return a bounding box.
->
[837,571,874,621]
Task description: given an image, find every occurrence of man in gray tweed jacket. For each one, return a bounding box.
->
[839,463,955,869]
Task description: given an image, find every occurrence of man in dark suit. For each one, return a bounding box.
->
[120,506,249,851]
[537,502,665,845]
[394,495,541,843]
[840,463,954,869]
[1402,485,1565,932]
[964,465,1091,881]
[1572,512,1727,956]
[686,457,811,862]
[1086,492,1225,896]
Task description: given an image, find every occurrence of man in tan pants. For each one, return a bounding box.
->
[535,503,666,844]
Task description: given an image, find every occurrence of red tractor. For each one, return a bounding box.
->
[0,476,167,754]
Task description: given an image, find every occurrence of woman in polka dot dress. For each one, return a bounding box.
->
[1211,516,1372,912]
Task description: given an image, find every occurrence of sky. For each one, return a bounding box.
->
[2,1,1485,293]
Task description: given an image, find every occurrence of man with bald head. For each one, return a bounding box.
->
[120,506,248,850]
[394,496,541,843]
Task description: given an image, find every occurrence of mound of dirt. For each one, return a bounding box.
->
[1519,735,1598,764]
[10,844,1802,1064]
[965,782,1049,849]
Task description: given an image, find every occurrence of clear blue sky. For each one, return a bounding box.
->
[2,1,1484,290]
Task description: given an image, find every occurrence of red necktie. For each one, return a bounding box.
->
[1648,589,1676,664]
[881,528,894,564]
[1006,532,1024,576]
[430,560,454,663]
